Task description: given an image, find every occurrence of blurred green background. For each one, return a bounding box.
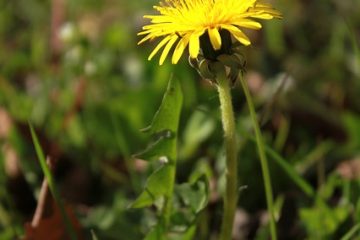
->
[1,0,360,239]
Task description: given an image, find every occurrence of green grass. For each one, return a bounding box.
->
[29,123,77,240]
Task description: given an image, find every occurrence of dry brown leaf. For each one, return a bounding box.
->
[23,200,83,240]
[23,160,84,240]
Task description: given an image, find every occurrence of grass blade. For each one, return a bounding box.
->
[340,223,360,240]
[265,144,315,197]
[240,129,315,197]
[29,123,77,240]
[91,229,99,240]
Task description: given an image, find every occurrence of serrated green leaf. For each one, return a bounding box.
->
[130,164,173,208]
[134,130,173,161]
[131,77,183,209]
[176,175,209,214]
[138,77,183,163]
[144,76,182,135]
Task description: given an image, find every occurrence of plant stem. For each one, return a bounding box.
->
[239,75,277,240]
[217,73,238,240]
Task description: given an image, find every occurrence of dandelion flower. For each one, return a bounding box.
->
[138,0,281,65]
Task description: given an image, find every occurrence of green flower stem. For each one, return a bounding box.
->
[217,72,238,240]
[239,75,277,240]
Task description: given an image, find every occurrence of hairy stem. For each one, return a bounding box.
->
[217,73,238,240]
[239,75,277,240]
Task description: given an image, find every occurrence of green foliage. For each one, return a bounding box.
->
[135,76,183,163]
[300,199,350,238]
[299,173,358,239]
[1,0,360,239]
[131,77,196,239]
[144,224,165,240]
[131,164,173,208]
[176,175,209,214]
[131,77,183,208]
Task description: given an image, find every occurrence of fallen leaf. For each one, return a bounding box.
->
[23,200,83,240]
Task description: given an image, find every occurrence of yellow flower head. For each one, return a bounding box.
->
[138,0,281,65]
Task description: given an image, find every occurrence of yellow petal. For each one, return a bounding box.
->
[256,3,271,8]
[138,34,153,45]
[251,13,274,19]
[148,35,172,61]
[172,34,190,64]
[188,30,204,58]
[189,34,200,58]
[208,27,222,50]
[254,4,282,18]
[159,35,178,65]
[233,19,262,30]
[221,25,251,46]
[235,0,256,12]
